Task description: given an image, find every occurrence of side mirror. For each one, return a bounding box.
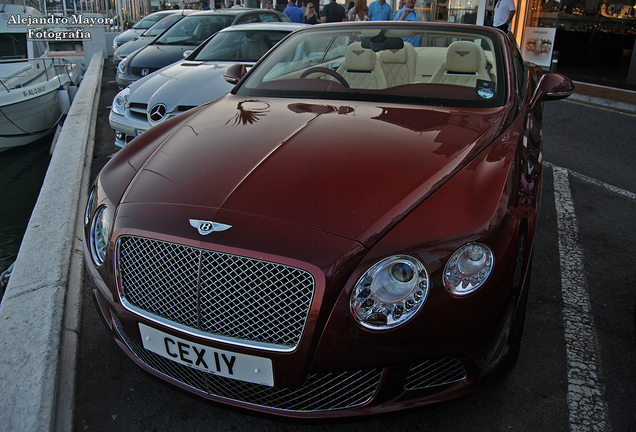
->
[224,63,248,85]
[183,50,193,59]
[529,73,574,111]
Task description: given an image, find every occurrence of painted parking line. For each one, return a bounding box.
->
[552,166,611,432]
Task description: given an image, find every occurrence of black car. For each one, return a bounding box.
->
[116,8,291,88]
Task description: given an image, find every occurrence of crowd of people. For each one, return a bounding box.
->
[278,0,422,24]
[161,0,511,31]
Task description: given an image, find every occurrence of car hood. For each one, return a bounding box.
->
[121,94,507,247]
[129,61,239,113]
[116,29,144,45]
[116,35,154,58]
[129,43,196,69]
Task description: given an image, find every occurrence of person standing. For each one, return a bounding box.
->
[264,0,273,8]
[284,0,306,22]
[322,0,347,22]
[493,0,515,33]
[304,2,319,23]
[368,0,392,20]
[394,0,420,45]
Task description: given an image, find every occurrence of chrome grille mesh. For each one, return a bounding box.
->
[117,236,315,349]
[113,316,383,412]
[404,358,467,390]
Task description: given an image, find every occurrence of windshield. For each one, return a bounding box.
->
[194,29,290,62]
[141,14,183,37]
[133,12,171,29]
[236,23,505,108]
[155,15,232,46]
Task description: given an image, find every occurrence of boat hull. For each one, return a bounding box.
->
[0,85,63,152]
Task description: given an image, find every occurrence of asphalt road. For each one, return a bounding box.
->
[75,63,636,431]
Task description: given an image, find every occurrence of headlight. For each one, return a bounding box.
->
[90,205,110,266]
[117,58,127,75]
[112,87,130,116]
[350,255,429,329]
[444,243,494,296]
[84,187,97,226]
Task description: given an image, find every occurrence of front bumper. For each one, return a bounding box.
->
[108,110,151,147]
[116,70,140,89]
[84,228,520,418]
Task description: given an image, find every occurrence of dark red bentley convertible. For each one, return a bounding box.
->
[84,21,573,417]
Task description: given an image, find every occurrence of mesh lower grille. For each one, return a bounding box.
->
[117,236,315,349]
[404,358,467,390]
[113,316,383,412]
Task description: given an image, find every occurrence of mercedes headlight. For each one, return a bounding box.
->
[444,243,494,296]
[112,87,130,116]
[90,205,110,266]
[350,255,429,329]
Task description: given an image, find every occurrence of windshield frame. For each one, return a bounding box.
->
[234,23,508,109]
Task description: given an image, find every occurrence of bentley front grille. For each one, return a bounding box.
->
[113,316,383,412]
[404,358,467,390]
[117,236,315,350]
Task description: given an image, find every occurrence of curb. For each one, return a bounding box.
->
[0,52,103,432]
[569,93,636,114]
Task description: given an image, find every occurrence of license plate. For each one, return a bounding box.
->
[134,129,145,137]
[139,323,274,386]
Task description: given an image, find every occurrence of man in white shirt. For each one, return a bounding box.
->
[493,0,515,33]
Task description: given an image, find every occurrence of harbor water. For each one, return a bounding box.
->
[0,135,52,287]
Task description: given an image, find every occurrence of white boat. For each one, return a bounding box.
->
[0,2,82,152]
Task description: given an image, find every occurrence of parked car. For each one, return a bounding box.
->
[85,21,573,418]
[112,10,185,50]
[116,8,291,89]
[110,22,305,147]
[113,11,196,65]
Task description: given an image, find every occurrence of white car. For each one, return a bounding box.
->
[109,22,305,148]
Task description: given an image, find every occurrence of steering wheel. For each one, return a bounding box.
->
[299,67,350,89]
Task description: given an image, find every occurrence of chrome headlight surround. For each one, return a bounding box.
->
[84,187,97,226]
[89,205,110,266]
[444,242,494,296]
[112,87,130,116]
[350,255,429,330]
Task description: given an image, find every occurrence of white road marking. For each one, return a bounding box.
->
[546,162,636,202]
[552,166,611,432]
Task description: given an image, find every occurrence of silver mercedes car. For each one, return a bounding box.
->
[109,22,305,148]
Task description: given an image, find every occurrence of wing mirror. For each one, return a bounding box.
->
[224,63,248,85]
[529,73,574,111]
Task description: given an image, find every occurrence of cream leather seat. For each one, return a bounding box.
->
[377,42,417,87]
[429,41,491,87]
[336,42,387,90]
[241,34,271,62]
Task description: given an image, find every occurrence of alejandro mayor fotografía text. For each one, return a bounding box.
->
[8,14,115,40]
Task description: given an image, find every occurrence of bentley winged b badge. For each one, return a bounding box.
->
[189,219,232,235]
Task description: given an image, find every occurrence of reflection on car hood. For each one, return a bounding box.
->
[129,61,238,112]
[122,95,506,246]
[128,44,195,69]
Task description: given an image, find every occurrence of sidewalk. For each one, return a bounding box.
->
[569,80,636,113]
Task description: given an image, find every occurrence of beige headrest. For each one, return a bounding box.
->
[380,48,407,64]
[343,42,377,72]
[445,41,481,73]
